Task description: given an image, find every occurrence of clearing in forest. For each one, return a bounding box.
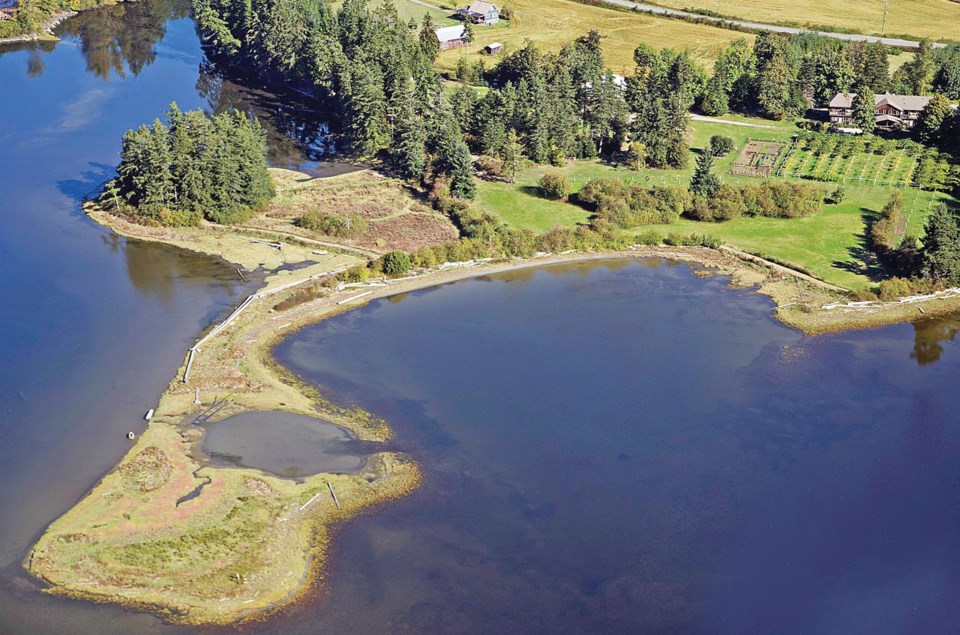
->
[419,0,754,72]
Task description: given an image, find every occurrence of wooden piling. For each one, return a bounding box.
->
[327,482,341,509]
[183,349,197,383]
[298,492,322,512]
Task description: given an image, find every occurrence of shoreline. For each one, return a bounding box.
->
[85,204,960,336]
[0,0,136,46]
[0,10,75,45]
[26,201,960,626]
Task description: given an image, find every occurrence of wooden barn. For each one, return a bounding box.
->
[435,25,467,50]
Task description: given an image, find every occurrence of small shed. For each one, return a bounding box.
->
[457,1,499,25]
[483,42,503,55]
[435,25,467,50]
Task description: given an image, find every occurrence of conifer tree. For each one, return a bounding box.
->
[392,82,427,180]
[418,13,438,63]
[108,104,273,226]
[500,128,523,183]
[690,151,720,199]
[347,64,390,156]
[449,141,476,199]
[906,39,936,95]
[922,205,960,284]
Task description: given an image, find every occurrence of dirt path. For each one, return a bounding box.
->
[690,114,777,129]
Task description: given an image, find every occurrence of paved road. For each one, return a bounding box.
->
[601,0,948,49]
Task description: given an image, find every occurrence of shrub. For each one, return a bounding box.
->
[539,172,572,200]
[297,211,368,237]
[635,229,662,245]
[156,207,202,227]
[341,265,371,283]
[411,246,438,269]
[851,288,879,301]
[381,251,412,276]
[475,155,504,180]
[878,277,915,301]
[829,186,846,204]
[711,184,747,221]
[536,226,578,252]
[709,135,735,157]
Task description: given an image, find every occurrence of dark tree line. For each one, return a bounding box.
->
[701,33,960,121]
[194,0,705,186]
[102,104,274,226]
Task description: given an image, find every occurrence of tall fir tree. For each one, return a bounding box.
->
[449,141,476,199]
[500,128,523,183]
[418,13,438,63]
[922,205,960,284]
[689,151,720,198]
[392,82,427,180]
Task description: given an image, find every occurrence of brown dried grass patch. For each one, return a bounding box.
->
[119,447,172,493]
[360,212,459,252]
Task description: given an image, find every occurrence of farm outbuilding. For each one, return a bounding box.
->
[483,42,503,55]
[434,25,467,50]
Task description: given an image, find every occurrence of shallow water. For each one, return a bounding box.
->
[201,411,368,477]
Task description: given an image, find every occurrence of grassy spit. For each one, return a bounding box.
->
[30,166,960,625]
[25,230,421,624]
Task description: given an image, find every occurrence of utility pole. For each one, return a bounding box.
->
[881,0,889,36]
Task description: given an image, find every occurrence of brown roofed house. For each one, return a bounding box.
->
[829,92,932,131]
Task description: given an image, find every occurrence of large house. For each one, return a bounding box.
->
[829,92,932,131]
[457,1,500,25]
[434,25,467,51]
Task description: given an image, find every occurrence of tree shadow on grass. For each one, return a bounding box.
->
[832,206,886,281]
[518,185,544,199]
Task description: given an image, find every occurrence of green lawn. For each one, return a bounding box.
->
[475,116,956,290]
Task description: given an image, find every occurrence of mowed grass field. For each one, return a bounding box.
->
[651,0,960,41]
[476,117,955,290]
[419,0,754,73]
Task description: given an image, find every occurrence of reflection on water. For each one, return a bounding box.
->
[911,317,960,365]
[55,0,189,80]
[196,61,336,168]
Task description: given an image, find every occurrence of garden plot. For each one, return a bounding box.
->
[730,140,784,178]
